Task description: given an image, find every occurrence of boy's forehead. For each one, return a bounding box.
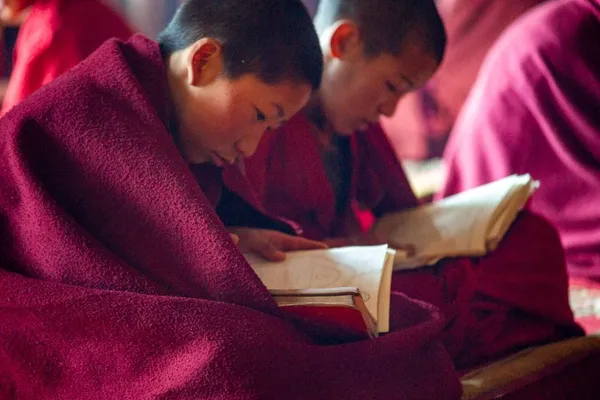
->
[236,74,312,114]
[400,59,438,89]
[367,45,439,89]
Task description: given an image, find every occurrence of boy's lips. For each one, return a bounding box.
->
[210,152,224,167]
[211,152,237,167]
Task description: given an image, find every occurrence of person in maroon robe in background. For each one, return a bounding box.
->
[0,1,466,398]
[380,0,548,161]
[0,3,28,101]
[221,0,583,370]
[439,0,600,289]
[0,0,133,115]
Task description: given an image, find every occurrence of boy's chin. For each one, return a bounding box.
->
[331,120,355,136]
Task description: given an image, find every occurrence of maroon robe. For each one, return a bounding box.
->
[233,112,582,370]
[439,0,600,282]
[0,35,462,399]
[1,0,133,115]
[242,114,418,240]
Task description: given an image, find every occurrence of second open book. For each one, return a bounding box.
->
[373,174,539,269]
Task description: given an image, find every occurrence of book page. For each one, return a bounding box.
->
[245,245,390,322]
[376,249,395,333]
[487,179,538,250]
[374,175,536,268]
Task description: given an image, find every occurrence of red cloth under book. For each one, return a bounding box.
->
[0,35,462,399]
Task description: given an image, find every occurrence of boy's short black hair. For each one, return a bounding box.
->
[158,0,323,89]
[314,0,446,64]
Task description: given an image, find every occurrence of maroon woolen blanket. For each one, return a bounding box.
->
[0,35,462,399]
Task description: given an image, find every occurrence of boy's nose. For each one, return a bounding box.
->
[235,133,263,158]
[378,93,403,118]
[378,101,397,118]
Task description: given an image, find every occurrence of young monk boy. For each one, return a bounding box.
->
[224,0,583,370]
[0,1,462,398]
[0,0,133,114]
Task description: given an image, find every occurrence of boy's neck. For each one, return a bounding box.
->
[304,95,336,148]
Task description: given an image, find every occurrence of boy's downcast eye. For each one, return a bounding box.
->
[386,81,397,93]
[255,107,267,122]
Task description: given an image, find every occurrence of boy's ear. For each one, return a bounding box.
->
[328,20,361,60]
[186,38,223,87]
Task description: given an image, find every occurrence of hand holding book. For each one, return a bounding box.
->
[229,227,328,261]
[373,174,539,269]
[324,233,415,258]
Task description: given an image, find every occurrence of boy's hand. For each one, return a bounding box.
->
[228,227,328,262]
[229,233,240,245]
[325,233,415,257]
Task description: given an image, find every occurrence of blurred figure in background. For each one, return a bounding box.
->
[439,0,600,285]
[104,0,317,39]
[0,4,26,102]
[380,0,548,162]
[0,0,133,115]
[104,0,179,38]
[302,0,319,16]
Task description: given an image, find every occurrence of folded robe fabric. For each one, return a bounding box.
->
[1,0,133,115]
[439,0,600,281]
[0,35,462,399]
[230,111,583,370]
[390,211,584,370]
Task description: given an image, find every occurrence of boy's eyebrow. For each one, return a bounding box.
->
[272,102,285,118]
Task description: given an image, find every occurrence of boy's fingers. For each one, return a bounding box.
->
[278,234,328,251]
[233,229,327,261]
[389,242,416,257]
[323,237,352,248]
[229,233,240,246]
[256,242,287,262]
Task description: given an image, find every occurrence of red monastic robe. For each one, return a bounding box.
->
[1,0,133,114]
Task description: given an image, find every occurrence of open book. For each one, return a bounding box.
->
[245,245,395,339]
[373,174,539,269]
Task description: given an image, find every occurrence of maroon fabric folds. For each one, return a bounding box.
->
[0,35,462,399]
[391,212,583,370]
[439,0,600,281]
